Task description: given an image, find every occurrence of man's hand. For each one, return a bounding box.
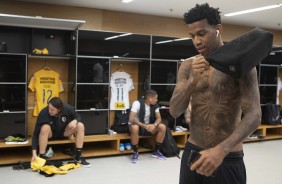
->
[68,120,77,130]
[190,55,210,83]
[31,155,37,162]
[31,151,37,162]
[144,124,156,132]
[190,146,226,177]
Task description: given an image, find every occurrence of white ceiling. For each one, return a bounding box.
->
[17,0,282,31]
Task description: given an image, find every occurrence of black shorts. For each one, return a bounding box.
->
[179,141,246,184]
[129,123,153,136]
[50,125,67,140]
[40,122,67,140]
[139,126,153,136]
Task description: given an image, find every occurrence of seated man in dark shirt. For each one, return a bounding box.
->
[31,97,91,167]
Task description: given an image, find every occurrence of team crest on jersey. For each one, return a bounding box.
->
[61,116,67,122]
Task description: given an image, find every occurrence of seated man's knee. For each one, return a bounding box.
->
[77,122,85,132]
[129,124,139,134]
[64,122,84,137]
[40,124,52,135]
[39,124,52,139]
[157,123,166,132]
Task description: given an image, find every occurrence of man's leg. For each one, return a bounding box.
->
[64,122,84,147]
[151,123,166,160]
[64,122,91,167]
[154,123,166,145]
[129,124,139,163]
[38,124,52,155]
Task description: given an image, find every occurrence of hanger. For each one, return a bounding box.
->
[118,63,124,72]
[42,60,52,70]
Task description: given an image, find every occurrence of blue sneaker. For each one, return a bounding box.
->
[120,143,125,151]
[152,150,166,160]
[125,143,131,150]
[131,152,139,163]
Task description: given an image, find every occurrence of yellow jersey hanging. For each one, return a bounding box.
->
[28,69,64,116]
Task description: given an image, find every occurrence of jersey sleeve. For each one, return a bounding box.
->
[28,75,36,92]
[110,73,114,88]
[128,75,134,91]
[58,76,64,92]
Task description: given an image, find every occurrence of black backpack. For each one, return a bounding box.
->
[160,127,180,158]
[111,109,130,133]
[262,103,281,125]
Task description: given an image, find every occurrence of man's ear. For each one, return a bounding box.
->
[215,24,222,37]
[216,30,219,37]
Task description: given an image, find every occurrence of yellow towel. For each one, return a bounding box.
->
[41,165,67,175]
[31,156,46,171]
[59,163,81,171]
[31,156,81,176]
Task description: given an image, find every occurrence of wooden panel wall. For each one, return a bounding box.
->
[1,0,282,45]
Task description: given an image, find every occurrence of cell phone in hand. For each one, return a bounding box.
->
[187,149,201,166]
[187,149,218,177]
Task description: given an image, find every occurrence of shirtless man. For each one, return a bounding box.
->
[169,3,261,184]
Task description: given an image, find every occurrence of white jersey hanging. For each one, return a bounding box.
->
[110,71,134,110]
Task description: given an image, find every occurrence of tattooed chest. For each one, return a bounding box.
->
[190,70,241,148]
[195,70,239,100]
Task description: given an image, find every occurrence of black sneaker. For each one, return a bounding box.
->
[38,154,48,159]
[62,148,75,157]
[74,157,92,168]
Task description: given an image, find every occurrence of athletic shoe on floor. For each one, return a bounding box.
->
[125,143,131,150]
[131,152,139,164]
[152,150,167,160]
[74,157,92,168]
[120,143,125,151]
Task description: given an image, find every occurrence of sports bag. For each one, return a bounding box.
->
[111,109,130,133]
[261,103,281,125]
[160,127,180,158]
[205,27,273,78]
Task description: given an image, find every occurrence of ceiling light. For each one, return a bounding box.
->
[105,33,132,40]
[155,40,174,44]
[105,35,119,40]
[122,0,134,3]
[225,4,282,16]
[118,33,133,37]
[0,13,85,30]
[173,38,191,41]
[155,38,191,44]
